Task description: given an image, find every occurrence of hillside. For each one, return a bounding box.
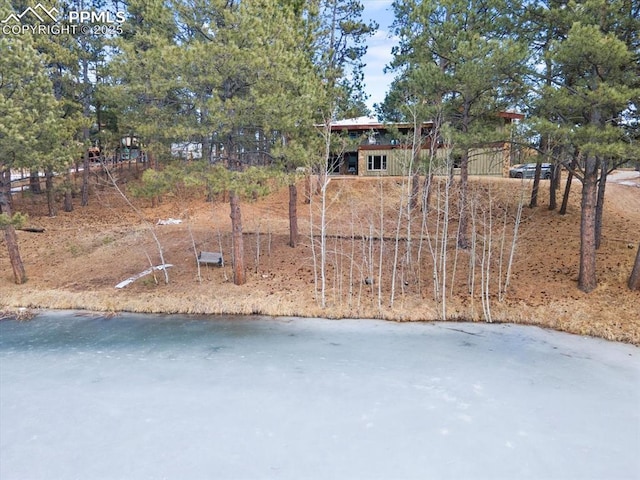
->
[1,171,639,344]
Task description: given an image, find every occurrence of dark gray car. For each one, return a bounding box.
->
[509,162,553,179]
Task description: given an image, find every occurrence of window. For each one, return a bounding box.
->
[367,155,387,171]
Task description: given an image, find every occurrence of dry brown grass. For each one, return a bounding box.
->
[1,172,639,344]
[0,307,36,322]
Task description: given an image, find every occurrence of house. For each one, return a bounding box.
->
[171,142,203,160]
[327,113,524,177]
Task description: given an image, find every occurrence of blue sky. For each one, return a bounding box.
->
[361,0,397,113]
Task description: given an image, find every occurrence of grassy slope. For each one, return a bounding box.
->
[1,173,639,344]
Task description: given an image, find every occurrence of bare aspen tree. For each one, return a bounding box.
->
[423,148,451,318]
[216,227,228,282]
[450,202,463,298]
[391,149,411,307]
[308,185,319,302]
[319,169,330,307]
[144,251,159,285]
[497,208,508,300]
[377,177,385,310]
[332,236,343,306]
[187,223,201,283]
[348,210,357,308]
[417,120,442,293]
[501,186,525,301]
[468,194,478,315]
[480,194,494,323]
[308,116,336,308]
[101,159,170,284]
[255,222,261,274]
[424,176,441,302]
[405,107,424,290]
[438,149,455,319]
[367,223,375,294]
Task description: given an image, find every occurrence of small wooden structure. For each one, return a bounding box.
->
[198,251,224,267]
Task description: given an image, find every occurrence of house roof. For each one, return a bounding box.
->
[330,111,524,131]
[497,111,525,120]
[331,116,379,127]
[330,117,434,132]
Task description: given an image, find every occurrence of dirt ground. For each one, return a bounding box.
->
[1,169,639,344]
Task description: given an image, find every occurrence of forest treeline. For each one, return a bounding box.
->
[1,0,639,298]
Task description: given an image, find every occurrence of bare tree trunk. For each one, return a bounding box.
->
[102,161,170,283]
[377,178,384,310]
[422,172,433,213]
[80,40,91,207]
[548,162,559,210]
[229,191,246,285]
[539,133,557,210]
[148,151,160,207]
[81,148,90,207]
[390,164,407,307]
[440,169,451,318]
[458,150,470,249]
[288,183,298,248]
[501,187,524,301]
[628,243,640,291]
[411,172,420,211]
[409,122,422,212]
[304,175,311,204]
[320,172,330,307]
[63,171,73,212]
[529,162,542,208]
[0,170,27,284]
[45,167,56,217]
[560,159,576,215]
[578,155,598,293]
[595,159,608,250]
[29,170,42,194]
[3,226,26,284]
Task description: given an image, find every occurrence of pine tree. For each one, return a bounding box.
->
[128,0,321,283]
[0,22,73,283]
[532,0,639,292]
[100,0,183,170]
[387,0,527,248]
[304,0,376,306]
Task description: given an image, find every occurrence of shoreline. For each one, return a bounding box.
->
[2,176,639,346]
[2,295,638,346]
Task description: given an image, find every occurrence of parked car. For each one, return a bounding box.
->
[509,163,554,179]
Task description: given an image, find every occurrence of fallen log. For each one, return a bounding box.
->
[115,264,173,289]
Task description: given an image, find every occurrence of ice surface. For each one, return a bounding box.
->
[1,312,638,480]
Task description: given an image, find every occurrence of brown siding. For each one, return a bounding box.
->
[357,146,509,177]
[467,147,507,176]
[358,148,417,176]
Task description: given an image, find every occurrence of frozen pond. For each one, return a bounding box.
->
[1,311,639,479]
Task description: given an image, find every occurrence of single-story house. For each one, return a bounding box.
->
[327,113,524,177]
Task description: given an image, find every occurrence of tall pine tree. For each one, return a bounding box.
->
[531,0,639,292]
[0,16,73,283]
[387,0,527,248]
